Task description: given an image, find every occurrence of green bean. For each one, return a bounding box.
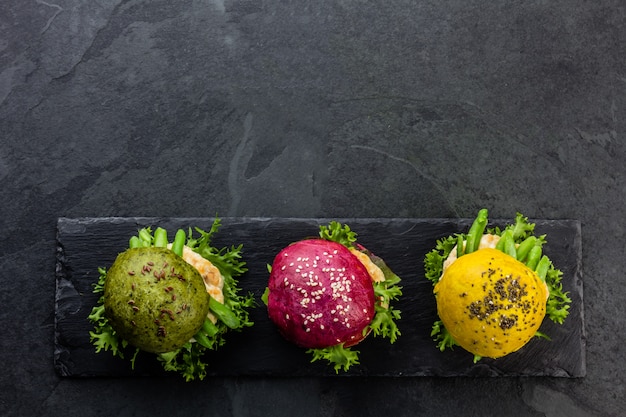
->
[535,255,551,281]
[495,231,507,252]
[138,228,153,246]
[209,297,240,329]
[202,318,219,338]
[516,236,537,262]
[525,245,542,270]
[456,234,464,258]
[503,234,517,258]
[153,227,168,248]
[129,236,141,248]
[496,230,516,258]
[465,209,488,254]
[194,330,213,349]
[171,229,186,257]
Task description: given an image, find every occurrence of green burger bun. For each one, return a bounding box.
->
[104,247,210,353]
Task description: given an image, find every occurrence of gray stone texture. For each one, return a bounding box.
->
[1,0,624,416]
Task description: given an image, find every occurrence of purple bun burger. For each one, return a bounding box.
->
[262,222,403,372]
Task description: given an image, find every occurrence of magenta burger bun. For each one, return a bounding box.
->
[262,221,403,372]
[267,239,376,348]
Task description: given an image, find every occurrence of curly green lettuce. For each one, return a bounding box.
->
[424,209,572,362]
[88,218,255,381]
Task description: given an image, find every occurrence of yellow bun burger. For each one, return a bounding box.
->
[435,248,548,358]
[424,209,571,362]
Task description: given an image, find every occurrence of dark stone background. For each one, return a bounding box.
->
[1,1,624,416]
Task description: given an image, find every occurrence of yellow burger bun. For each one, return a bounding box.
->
[434,248,548,358]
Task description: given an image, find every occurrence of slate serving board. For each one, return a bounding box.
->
[55,217,585,378]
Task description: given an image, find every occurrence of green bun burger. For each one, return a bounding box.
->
[89,220,255,381]
[104,247,210,353]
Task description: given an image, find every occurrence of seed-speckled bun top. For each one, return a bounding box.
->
[434,248,548,358]
[104,247,211,353]
[267,239,376,349]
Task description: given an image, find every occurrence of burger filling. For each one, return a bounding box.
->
[174,245,225,323]
[442,234,500,274]
[349,248,386,283]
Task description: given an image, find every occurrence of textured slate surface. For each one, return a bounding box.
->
[4,0,626,415]
[55,217,584,378]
